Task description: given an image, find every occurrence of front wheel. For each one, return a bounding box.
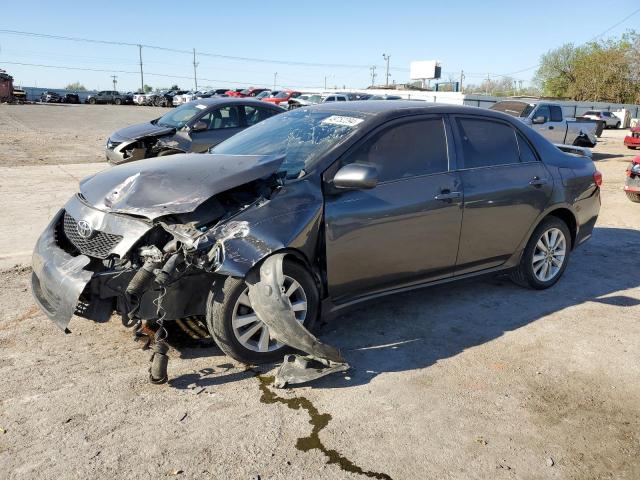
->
[626,191,640,203]
[114,98,122,105]
[510,217,571,289]
[88,97,96,104]
[206,259,319,364]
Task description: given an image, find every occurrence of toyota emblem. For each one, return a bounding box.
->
[76,220,94,239]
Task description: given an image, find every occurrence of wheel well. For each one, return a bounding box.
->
[546,208,577,248]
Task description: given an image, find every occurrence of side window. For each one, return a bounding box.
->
[550,105,563,122]
[244,106,275,126]
[337,96,346,101]
[516,132,538,163]
[534,105,550,122]
[343,118,449,183]
[455,117,520,168]
[200,106,241,130]
[325,96,335,102]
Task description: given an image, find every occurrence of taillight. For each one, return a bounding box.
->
[593,170,603,187]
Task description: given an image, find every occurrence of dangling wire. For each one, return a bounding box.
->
[152,286,168,343]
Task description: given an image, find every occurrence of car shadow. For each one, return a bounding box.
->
[168,226,640,390]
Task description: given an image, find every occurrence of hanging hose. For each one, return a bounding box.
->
[149,285,169,384]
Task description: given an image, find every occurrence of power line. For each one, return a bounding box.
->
[0,60,326,89]
[498,6,640,77]
[0,28,410,72]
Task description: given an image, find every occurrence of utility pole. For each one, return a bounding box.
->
[485,73,490,95]
[273,72,278,90]
[324,75,327,90]
[459,69,465,93]
[138,45,144,93]
[369,65,377,87]
[192,48,198,91]
[382,53,391,87]
[111,75,118,91]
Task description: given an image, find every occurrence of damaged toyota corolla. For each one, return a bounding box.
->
[31,102,601,384]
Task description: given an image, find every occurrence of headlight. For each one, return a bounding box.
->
[631,163,640,174]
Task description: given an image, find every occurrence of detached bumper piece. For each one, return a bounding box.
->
[247,253,349,388]
[31,211,93,331]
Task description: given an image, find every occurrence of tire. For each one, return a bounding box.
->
[88,97,96,104]
[615,122,621,129]
[114,98,122,105]
[510,216,572,290]
[627,146,638,150]
[206,259,319,364]
[626,191,640,203]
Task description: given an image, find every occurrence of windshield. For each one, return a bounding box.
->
[274,91,290,99]
[211,109,365,178]
[156,103,205,129]
[256,91,271,99]
[490,101,534,118]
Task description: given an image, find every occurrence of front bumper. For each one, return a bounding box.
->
[105,139,146,165]
[624,135,640,148]
[624,175,640,192]
[31,210,93,331]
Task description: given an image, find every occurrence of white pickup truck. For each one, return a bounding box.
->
[491,100,599,148]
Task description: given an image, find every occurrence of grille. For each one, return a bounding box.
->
[62,212,122,259]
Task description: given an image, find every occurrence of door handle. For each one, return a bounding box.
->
[529,176,548,187]
[434,190,462,201]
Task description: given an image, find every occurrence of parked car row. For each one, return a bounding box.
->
[39,91,81,104]
[85,91,134,105]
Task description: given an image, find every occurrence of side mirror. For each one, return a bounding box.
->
[190,121,208,132]
[333,163,378,190]
[532,115,546,125]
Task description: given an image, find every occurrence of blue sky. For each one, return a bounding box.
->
[0,0,638,91]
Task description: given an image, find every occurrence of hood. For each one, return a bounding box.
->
[110,121,175,142]
[79,153,284,220]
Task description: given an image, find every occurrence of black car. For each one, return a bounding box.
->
[196,89,230,99]
[40,91,62,103]
[61,93,80,104]
[105,98,284,164]
[154,90,188,107]
[86,91,133,105]
[32,102,601,367]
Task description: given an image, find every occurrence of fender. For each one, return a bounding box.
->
[504,202,580,268]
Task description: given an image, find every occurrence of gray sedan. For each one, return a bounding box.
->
[32,102,601,367]
[105,98,284,164]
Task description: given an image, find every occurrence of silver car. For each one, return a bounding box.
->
[583,110,621,129]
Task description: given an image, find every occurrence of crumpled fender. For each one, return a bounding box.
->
[246,253,343,363]
[212,180,324,278]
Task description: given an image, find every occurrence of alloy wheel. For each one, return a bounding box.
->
[532,227,567,282]
[231,275,307,353]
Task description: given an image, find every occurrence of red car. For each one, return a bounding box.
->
[262,89,301,106]
[226,87,268,98]
[624,127,640,150]
[624,156,640,203]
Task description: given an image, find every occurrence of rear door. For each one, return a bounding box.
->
[452,116,553,274]
[189,105,244,152]
[324,115,463,301]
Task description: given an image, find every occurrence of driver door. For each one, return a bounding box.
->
[189,105,244,152]
[323,115,463,302]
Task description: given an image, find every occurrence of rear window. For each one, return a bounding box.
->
[490,101,534,118]
[456,117,520,168]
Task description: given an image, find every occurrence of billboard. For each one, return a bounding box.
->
[410,61,441,80]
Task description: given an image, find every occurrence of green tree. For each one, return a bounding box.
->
[170,84,180,90]
[65,82,87,91]
[534,34,640,103]
[143,84,153,93]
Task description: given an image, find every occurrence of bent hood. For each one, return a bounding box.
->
[79,153,284,220]
[110,121,175,142]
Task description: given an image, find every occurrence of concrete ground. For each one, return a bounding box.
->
[0,105,639,480]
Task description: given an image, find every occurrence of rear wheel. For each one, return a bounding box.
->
[510,217,571,289]
[626,191,640,203]
[205,259,319,364]
[114,98,122,105]
[615,122,621,129]
[88,97,96,104]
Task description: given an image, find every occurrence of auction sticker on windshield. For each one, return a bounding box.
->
[320,115,364,127]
